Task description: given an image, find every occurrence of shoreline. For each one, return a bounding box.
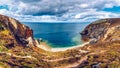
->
[35,40,89,52]
[50,42,89,52]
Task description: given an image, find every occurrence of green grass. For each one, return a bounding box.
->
[0,22,2,28]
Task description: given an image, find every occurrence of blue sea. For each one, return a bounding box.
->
[23,22,89,48]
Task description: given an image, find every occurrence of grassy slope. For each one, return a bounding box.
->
[79,41,120,68]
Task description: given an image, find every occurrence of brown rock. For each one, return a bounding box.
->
[0,14,35,46]
[80,18,120,43]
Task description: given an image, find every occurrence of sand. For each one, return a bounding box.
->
[35,40,89,52]
[35,40,51,51]
[50,42,89,52]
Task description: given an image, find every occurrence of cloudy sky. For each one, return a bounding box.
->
[0,0,120,22]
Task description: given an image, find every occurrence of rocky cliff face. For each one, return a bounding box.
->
[0,14,35,47]
[81,18,120,43]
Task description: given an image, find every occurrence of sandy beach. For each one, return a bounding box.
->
[50,42,89,52]
[35,40,89,52]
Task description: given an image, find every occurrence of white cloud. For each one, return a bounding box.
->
[78,4,89,8]
[0,0,120,22]
[0,0,11,5]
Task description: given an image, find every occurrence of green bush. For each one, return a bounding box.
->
[0,47,2,52]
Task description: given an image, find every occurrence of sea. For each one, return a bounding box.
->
[23,22,90,48]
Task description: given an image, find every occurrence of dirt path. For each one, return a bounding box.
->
[59,50,107,68]
[43,49,88,62]
[43,57,74,62]
[0,52,36,59]
[43,55,81,62]
[64,53,94,68]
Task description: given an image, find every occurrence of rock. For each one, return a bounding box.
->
[80,18,120,43]
[89,38,97,44]
[0,14,36,47]
[92,63,101,68]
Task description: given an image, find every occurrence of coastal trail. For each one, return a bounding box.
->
[58,50,107,68]
[0,52,37,60]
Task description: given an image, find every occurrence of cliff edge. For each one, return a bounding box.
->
[0,14,35,47]
[81,18,120,44]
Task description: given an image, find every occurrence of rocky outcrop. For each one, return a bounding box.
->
[0,14,35,47]
[80,18,120,43]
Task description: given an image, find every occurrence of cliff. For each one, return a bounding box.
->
[81,18,120,44]
[0,15,50,68]
[0,14,35,47]
[79,18,120,68]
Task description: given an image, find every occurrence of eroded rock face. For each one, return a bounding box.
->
[81,18,120,43]
[0,14,35,46]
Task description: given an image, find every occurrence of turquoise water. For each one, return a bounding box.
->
[23,22,89,48]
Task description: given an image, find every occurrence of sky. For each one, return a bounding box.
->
[0,0,120,22]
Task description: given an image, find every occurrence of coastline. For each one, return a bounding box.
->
[50,42,89,52]
[35,40,89,52]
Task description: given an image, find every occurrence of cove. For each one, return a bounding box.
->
[23,22,89,48]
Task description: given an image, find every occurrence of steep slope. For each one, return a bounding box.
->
[81,18,120,43]
[0,15,49,68]
[0,14,35,47]
[78,18,120,68]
